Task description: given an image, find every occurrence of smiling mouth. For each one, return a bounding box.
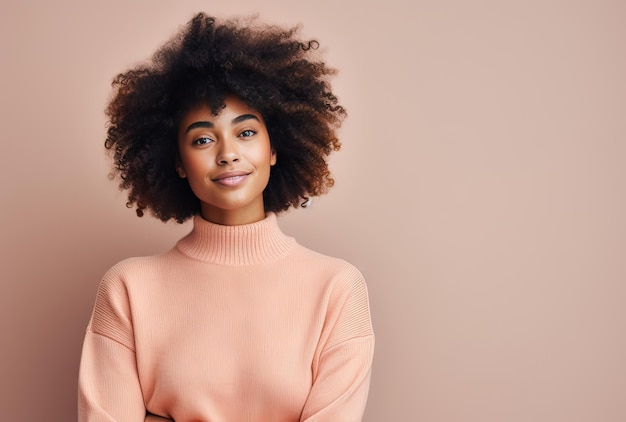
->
[212,173,251,187]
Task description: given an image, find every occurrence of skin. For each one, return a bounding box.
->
[177,96,277,226]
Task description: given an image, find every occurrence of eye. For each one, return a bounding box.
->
[192,136,214,146]
[239,129,256,138]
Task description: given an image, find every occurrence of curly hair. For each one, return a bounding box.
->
[104,12,346,223]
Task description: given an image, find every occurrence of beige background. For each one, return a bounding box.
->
[1,0,625,420]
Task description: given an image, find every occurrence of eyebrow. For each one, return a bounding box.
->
[185,114,261,133]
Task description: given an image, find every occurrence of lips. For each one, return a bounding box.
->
[212,170,251,187]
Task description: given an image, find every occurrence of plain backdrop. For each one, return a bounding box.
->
[1,0,625,420]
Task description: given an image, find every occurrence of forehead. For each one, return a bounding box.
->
[179,96,263,126]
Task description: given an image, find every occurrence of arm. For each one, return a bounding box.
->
[78,270,146,421]
[300,266,375,422]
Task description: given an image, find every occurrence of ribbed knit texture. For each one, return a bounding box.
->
[78,213,374,422]
[176,213,297,265]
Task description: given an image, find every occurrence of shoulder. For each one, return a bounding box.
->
[294,247,374,348]
[91,250,180,320]
[95,248,183,298]
[291,243,368,293]
[88,255,177,349]
[102,248,179,279]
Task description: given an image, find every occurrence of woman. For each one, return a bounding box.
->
[78,12,374,422]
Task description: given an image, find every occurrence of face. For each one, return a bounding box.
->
[177,96,276,226]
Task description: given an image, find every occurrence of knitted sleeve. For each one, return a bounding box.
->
[300,265,375,421]
[78,268,146,421]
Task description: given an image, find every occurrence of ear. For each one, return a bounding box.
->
[176,160,187,178]
[270,149,277,166]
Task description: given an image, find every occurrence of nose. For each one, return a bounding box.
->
[216,138,240,165]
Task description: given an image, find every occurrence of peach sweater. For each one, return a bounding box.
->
[78,213,374,421]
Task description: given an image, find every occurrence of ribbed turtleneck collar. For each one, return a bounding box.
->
[175,213,296,265]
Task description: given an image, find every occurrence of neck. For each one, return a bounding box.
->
[176,213,296,265]
[200,203,266,226]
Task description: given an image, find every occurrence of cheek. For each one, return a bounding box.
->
[252,143,275,168]
[180,153,211,180]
